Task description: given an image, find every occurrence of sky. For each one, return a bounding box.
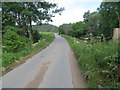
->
[47,0,102,27]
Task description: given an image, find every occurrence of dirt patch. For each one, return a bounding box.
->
[69,48,87,88]
[2,44,49,77]
[25,60,51,88]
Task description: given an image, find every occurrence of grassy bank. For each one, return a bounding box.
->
[63,35,119,88]
[1,32,55,72]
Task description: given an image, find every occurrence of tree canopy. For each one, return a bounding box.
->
[59,2,119,40]
[2,1,64,52]
[97,2,120,37]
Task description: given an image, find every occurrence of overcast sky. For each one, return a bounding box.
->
[47,0,102,27]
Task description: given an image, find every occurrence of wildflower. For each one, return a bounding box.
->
[97,36,101,39]
[89,33,93,36]
[84,38,88,40]
[76,41,79,43]
[84,41,87,43]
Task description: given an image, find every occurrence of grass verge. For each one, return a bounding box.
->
[1,32,55,74]
[63,35,119,88]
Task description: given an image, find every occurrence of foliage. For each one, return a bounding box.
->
[83,10,90,24]
[88,12,100,35]
[2,26,32,53]
[58,22,87,38]
[52,29,59,33]
[63,35,119,88]
[97,2,119,37]
[2,2,64,27]
[58,24,65,34]
[2,32,54,68]
[70,21,87,38]
[2,25,20,34]
[58,24,72,35]
[32,30,41,43]
[82,2,119,39]
[32,24,58,32]
[58,1,120,88]
[60,2,119,40]
[2,53,18,67]
[1,1,61,72]
[2,2,64,41]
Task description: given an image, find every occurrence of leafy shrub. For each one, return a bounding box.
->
[70,21,87,38]
[2,26,20,34]
[2,32,54,69]
[2,26,32,53]
[32,30,41,43]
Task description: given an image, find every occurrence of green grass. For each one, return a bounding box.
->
[2,32,55,69]
[63,35,119,88]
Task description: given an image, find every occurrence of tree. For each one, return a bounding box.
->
[83,11,100,35]
[58,24,72,34]
[97,2,119,38]
[71,21,87,38]
[83,10,90,24]
[2,1,64,53]
[2,2,64,42]
[59,25,64,34]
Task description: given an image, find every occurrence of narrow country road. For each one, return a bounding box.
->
[0,33,86,88]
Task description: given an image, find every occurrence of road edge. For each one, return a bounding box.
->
[2,33,55,76]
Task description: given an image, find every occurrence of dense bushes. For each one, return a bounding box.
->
[2,26,32,53]
[2,32,54,68]
[59,2,119,40]
[70,22,87,38]
[1,25,55,71]
[58,22,87,38]
[63,35,119,88]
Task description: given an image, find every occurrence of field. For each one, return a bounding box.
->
[63,35,119,88]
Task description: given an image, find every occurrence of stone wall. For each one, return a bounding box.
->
[113,28,120,39]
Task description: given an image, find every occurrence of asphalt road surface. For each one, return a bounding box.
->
[0,33,86,88]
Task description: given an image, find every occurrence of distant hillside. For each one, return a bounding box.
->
[32,24,58,32]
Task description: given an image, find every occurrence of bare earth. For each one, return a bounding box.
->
[0,33,87,88]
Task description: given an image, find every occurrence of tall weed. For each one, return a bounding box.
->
[63,35,119,88]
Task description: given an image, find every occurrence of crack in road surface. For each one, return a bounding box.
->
[25,60,51,88]
[0,33,87,88]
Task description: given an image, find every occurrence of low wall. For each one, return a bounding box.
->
[113,28,120,39]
